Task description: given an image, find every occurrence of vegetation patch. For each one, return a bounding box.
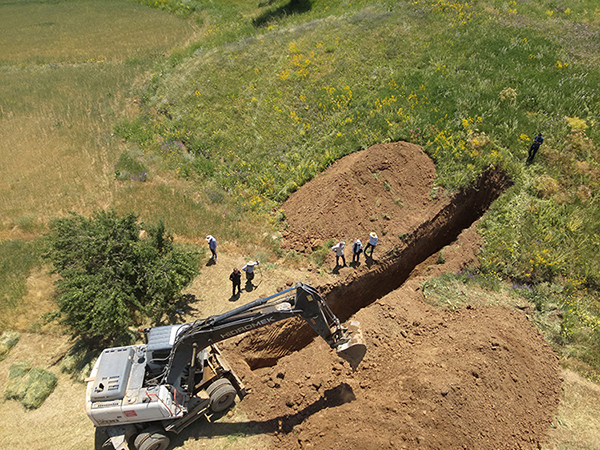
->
[43,210,201,346]
[3,361,58,410]
[0,331,20,362]
[0,240,44,331]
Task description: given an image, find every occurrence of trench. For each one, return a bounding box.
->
[238,167,513,369]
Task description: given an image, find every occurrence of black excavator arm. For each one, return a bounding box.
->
[154,282,364,387]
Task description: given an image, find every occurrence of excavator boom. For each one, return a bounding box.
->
[86,282,365,450]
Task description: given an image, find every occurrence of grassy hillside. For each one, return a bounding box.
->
[1,0,599,380]
[115,0,600,377]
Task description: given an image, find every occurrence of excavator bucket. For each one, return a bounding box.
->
[336,321,366,371]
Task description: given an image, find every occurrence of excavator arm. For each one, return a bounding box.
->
[157,282,364,386]
[86,282,365,449]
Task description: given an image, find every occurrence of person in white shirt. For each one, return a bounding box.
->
[206,235,217,262]
[352,238,363,264]
[331,241,346,267]
[364,232,378,258]
[241,260,259,285]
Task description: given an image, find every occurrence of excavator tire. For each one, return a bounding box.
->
[133,426,170,450]
[207,378,237,412]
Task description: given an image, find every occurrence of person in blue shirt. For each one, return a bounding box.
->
[206,235,217,262]
[526,133,544,164]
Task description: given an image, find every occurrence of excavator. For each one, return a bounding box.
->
[85,282,366,450]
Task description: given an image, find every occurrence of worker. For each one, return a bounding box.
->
[206,235,217,262]
[331,241,346,267]
[364,232,378,258]
[526,132,544,164]
[351,238,363,264]
[241,260,259,285]
[229,267,241,297]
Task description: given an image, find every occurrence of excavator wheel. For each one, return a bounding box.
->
[207,377,237,412]
[133,426,170,450]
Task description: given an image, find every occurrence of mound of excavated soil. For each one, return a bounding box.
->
[227,286,560,450]
[221,142,560,449]
[281,141,438,253]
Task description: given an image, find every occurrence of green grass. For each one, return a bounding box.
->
[0,0,192,65]
[0,240,44,331]
[1,0,600,385]
[110,0,600,381]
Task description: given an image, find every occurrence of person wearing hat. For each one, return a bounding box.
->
[229,267,241,297]
[351,238,363,264]
[331,241,346,267]
[364,232,378,258]
[241,260,259,285]
[206,235,217,262]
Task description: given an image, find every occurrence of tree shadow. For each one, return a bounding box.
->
[253,0,313,27]
[172,383,355,447]
[162,294,199,325]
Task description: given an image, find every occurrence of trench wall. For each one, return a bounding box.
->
[240,167,513,369]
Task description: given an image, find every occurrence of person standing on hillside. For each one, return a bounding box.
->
[364,232,378,258]
[526,132,544,164]
[206,235,217,262]
[241,260,259,286]
[351,238,363,264]
[331,241,346,267]
[229,267,241,297]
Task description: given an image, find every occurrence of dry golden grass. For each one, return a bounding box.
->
[0,0,198,232]
[545,369,600,450]
[0,0,195,65]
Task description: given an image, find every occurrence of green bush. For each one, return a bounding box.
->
[44,210,201,346]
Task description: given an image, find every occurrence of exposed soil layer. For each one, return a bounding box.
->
[240,142,513,368]
[226,278,561,450]
[220,142,560,449]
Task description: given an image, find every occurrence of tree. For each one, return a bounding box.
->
[44,210,200,346]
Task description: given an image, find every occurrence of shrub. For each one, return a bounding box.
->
[44,210,200,346]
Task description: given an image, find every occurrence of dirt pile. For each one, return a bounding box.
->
[227,281,561,449]
[221,142,560,449]
[281,142,438,253]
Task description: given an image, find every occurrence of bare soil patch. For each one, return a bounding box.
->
[281,141,439,254]
[220,142,560,449]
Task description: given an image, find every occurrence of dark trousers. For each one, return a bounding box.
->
[232,281,241,296]
[336,255,346,267]
[527,143,540,164]
[352,251,361,263]
[364,243,375,256]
